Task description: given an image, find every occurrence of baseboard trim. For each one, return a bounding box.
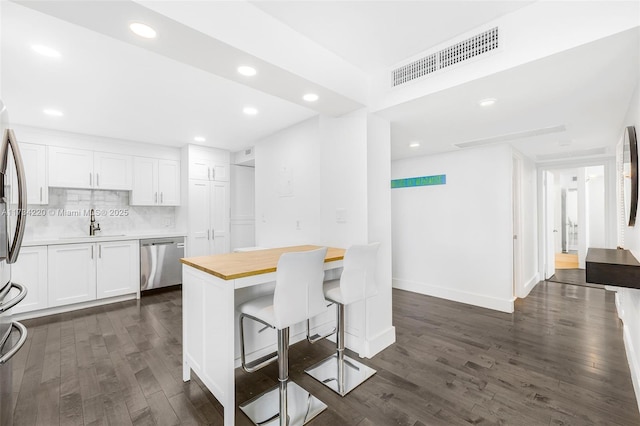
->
[521,273,540,298]
[13,293,138,321]
[623,323,640,414]
[362,326,396,358]
[393,278,514,313]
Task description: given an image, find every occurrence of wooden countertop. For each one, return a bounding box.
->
[180,245,345,280]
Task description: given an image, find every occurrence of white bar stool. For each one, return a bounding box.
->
[305,242,380,396]
[238,247,329,426]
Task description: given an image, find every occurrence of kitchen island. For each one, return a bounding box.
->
[180,245,345,426]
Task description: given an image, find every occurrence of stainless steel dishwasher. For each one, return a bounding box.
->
[140,237,185,292]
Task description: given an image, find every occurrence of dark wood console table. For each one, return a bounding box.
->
[586,248,640,289]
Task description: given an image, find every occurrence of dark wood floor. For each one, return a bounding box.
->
[10,281,640,425]
[549,268,605,289]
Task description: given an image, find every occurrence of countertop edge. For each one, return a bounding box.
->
[181,252,345,281]
[23,231,187,246]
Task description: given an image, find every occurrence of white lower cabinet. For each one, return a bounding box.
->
[48,243,97,307]
[97,240,139,299]
[11,246,48,314]
[47,240,139,309]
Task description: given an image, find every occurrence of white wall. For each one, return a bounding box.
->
[318,111,368,247]
[614,80,640,413]
[391,144,515,313]
[254,117,321,247]
[254,110,395,357]
[230,164,256,250]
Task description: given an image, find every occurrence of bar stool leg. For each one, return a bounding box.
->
[240,326,327,426]
[278,328,289,426]
[305,302,377,397]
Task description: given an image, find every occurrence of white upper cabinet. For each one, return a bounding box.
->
[11,142,48,204]
[49,147,133,190]
[131,157,180,206]
[48,146,93,189]
[131,157,158,205]
[158,159,180,205]
[94,151,132,190]
[188,146,229,182]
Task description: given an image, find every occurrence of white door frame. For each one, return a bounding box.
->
[537,157,616,279]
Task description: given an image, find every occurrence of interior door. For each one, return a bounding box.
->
[545,171,556,279]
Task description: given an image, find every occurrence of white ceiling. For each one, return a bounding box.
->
[379,28,640,161]
[1,2,319,150]
[251,1,533,72]
[1,0,638,164]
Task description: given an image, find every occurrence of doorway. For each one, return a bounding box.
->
[541,163,611,287]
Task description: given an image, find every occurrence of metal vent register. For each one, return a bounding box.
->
[392,27,499,87]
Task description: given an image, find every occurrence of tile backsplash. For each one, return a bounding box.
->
[22,188,176,240]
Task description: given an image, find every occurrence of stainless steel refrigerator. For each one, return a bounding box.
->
[0,99,29,426]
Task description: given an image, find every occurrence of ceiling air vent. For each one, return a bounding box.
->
[392,26,499,87]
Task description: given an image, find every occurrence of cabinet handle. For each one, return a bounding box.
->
[155,192,158,203]
[160,192,163,204]
[212,168,216,180]
[39,187,42,202]
[207,229,210,240]
[207,167,210,180]
[89,173,92,187]
[99,245,102,258]
[97,174,100,187]
[91,245,94,259]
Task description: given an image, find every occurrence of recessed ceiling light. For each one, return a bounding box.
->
[31,44,61,58]
[43,108,63,117]
[303,93,319,102]
[243,107,258,116]
[478,98,497,107]
[237,66,257,76]
[194,136,206,143]
[130,22,157,39]
[409,142,420,148]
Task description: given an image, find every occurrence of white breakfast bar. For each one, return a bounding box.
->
[180,245,346,426]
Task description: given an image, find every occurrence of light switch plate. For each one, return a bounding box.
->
[336,208,347,223]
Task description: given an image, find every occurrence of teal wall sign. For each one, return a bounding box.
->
[391,174,446,189]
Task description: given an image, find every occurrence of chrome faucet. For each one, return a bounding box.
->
[89,208,101,236]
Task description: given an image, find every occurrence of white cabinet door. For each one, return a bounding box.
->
[48,147,93,189]
[211,162,229,182]
[48,243,96,307]
[11,246,48,314]
[17,143,48,205]
[188,181,211,257]
[94,152,132,190]
[211,181,230,254]
[131,157,158,205]
[158,159,180,205]
[188,158,210,181]
[96,240,139,299]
